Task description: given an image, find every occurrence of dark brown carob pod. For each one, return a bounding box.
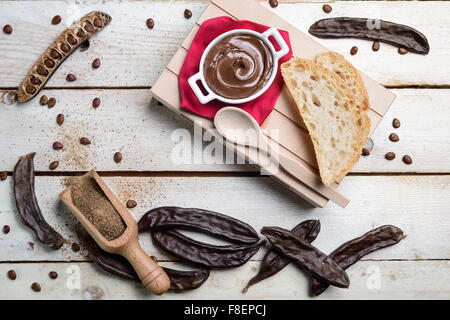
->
[138,207,260,244]
[13,153,64,249]
[309,17,429,54]
[261,226,350,288]
[311,225,404,296]
[152,229,265,268]
[243,220,321,293]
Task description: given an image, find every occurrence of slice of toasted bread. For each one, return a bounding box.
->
[315,52,371,139]
[281,57,365,186]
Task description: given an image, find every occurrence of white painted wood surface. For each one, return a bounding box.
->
[1,88,449,173]
[0,1,449,87]
[0,0,449,300]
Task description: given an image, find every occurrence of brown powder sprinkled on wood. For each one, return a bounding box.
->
[70,174,126,241]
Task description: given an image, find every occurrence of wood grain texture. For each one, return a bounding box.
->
[0,1,448,88]
[0,88,448,173]
[1,175,449,262]
[0,260,448,299]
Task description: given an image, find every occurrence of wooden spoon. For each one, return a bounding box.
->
[214,107,349,208]
[59,170,170,295]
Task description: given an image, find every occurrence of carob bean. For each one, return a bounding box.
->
[152,229,264,268]
[372,41,380,51]
[18,11,112,103]
[269,0,278,8]
[39,95,48,105]
[80,40,90,52]
[113,152,122,163]
[30,76,41,85]
[31,282,41,292]
[7,270,17,280]
[309,17,429,54]
[71,242,81,252]
[322,4,332,14]
[350,46,358,55]
[47,97,56,108]
[146,18,154,29]
[260,226,350,288]
[398,47,408,55]
[126,200,137,209]
[402,155,413,165]
[184,9,192,19]
[49,271,58,279]
[389,133,399,142]
[56,114,64,125]
[243,220,321,293]
[361,148,370,156]
[311,225,404,296]
[393,118,401,128]
[3,25,12,34]
[80,137,91,145]
[53,141,63,150]
[0,171,7,180]
[83,235,209,291]
[49,161,59,170]
[385,152,395,160]
[13,153,64,249]
[92,58,101,69]
[92,97,101,108]
[66,74,76,82]
[51,15,62,25]
[3,225,10,234]
[138,206,260,244]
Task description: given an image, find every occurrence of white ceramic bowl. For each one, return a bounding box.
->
[188,28,290,104]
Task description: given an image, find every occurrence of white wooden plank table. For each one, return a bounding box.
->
[0,0,449,300]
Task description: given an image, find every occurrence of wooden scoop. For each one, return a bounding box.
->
[59,170,170,295]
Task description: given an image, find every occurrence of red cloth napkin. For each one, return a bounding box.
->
[179,17,293,125]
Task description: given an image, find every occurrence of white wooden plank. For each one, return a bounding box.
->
[1,88,449,173]
[0,260,448,299]
[1,175,449,261]
[0,1,448,87]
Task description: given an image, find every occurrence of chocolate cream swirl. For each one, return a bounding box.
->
[203,33,274,100]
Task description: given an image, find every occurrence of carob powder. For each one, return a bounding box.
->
[70,174,126,241]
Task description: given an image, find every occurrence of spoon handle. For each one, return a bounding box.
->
[262,137,349,208]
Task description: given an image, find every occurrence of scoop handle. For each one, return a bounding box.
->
[124,241,170,295]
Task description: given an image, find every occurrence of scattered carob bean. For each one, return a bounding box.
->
[53,141,63,150]
[398,47,408,55]
[7,270,17,280]
[393,118,401,128]
[3,24,12,34]
[389,133,399,142]
[311,225,404,296]
[261,226,350,288]
[138,207,260,244]
[243,220,321,293]
[350,46,358,55]
[309,17,429,54]
[322,4,332,14]
[269,0,278,8]
[146,18,154,29]
[71,242,81,252]
[184,9,192,19]
[152,229,264,268]
[39,95,48,105]
[0,171,7,180]
[47,97,56,108]
[51,15,62,25]
[82,235,209,291]
[372,41,380,51]
[113,152,122,163]
[66,74,77,82]
[3,225,10,234]
[92,58,101,69]
[385,152,395,160]
[31,282,41,292]
[126,200,137,209]
[56,114,64,126]
[92,97,101,108]
[80,137,91,145]
[49,271,58,279]
[361,148,370,156]
[402,155,413,165]
[49,161,59,170]
[13,153,64,250]
[80,40,90,52]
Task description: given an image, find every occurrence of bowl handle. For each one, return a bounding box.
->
[261,27,290,60]
[188,72,215,104]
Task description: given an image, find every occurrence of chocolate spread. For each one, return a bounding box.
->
[203,33,273,100]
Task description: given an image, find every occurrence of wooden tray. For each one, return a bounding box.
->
[150,0,396,208]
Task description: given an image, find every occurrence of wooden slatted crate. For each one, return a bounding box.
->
[151,0,396,208]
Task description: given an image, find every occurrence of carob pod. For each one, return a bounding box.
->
[138,207,260,244]
[13,153,64,249]
[152,229,265,269]
[18,11,112,102]
[309,17,429,54]
[82,233,209,291]
[311,225,404,296]
[261,226,350,288]
[243,220,320,293]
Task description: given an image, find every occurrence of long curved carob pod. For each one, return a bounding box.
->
[309,17,429,54]
[13,153,64,249]
[152,229,265,269]
[243,220,321,293]
[311,225,404,296]
[18,11,112,102]
[82,234,209,291]
[138,206,260,244]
